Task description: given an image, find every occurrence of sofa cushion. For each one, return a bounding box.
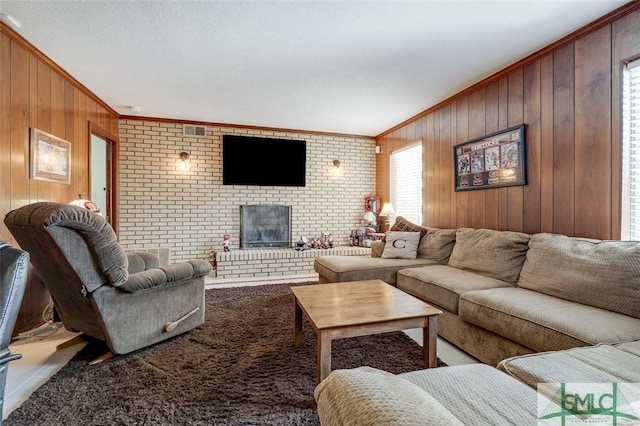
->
[381,231,421,259]
[389,216,428,237]
[497,343,640,390]
[382,216,428,243]
[614,339,640,357]
[417,228,456,263]
[518,233,640,319]
[397,265,511,314]
[313,256,438,285]
[459,287,640,352]
[314,366,463,426]
[399,364,538,426]
[447,228,530,285]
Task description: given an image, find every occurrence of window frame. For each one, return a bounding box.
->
[621,58,640,240]
[390,140,423,225]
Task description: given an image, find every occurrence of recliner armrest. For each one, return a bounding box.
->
[119,260,212,293]
[126,251,160,273]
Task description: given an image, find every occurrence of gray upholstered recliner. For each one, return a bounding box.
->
[4,202,212,356]
[0,241,29,423]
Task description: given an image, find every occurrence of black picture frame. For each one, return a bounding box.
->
[453,124,526,191]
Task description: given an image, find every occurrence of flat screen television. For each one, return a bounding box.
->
[222,135,306,187]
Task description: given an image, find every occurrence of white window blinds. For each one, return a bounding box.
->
[390,142,423,224]
[621,59,640,240]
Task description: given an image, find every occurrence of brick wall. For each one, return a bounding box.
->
[118,120,376,265]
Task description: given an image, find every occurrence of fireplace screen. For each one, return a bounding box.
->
[240,204,291,249]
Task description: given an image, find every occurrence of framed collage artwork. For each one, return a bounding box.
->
[453,124,526,191]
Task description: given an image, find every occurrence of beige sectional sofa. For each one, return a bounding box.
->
[315,340,640,425]
[314,226,455,285]
[314,225,640,366]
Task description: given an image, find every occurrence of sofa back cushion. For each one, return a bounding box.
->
[417,227,457,264]
[448,228,530,285]
[518,233,640,319]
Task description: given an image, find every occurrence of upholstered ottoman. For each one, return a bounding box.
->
[314,227,456,284]
[314,255,437,284]
[315,364,539,425]
[498,340,640,387]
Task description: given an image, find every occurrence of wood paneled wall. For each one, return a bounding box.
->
[376,5,640,241]
[0,24,119,332]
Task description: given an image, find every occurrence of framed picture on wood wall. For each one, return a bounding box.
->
[30,128,72,185]
[453,124,526,191]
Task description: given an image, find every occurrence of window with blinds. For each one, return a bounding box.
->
[621,59,640,240]
[390,141,423,224]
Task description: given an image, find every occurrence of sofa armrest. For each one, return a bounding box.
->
[370,240,385,258]
[118,260,212,293]
[314,367,463,426]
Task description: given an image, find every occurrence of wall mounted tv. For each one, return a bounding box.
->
[222,135,306,187]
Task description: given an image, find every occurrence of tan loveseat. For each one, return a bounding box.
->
[314,224,640,366]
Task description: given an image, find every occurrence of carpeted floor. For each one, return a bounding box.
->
[5,283,444,426]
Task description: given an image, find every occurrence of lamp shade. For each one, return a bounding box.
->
[379,203,395,217]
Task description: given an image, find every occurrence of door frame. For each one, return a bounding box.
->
[88,122,119,236]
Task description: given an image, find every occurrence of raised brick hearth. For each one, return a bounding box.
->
[216,246,371,279]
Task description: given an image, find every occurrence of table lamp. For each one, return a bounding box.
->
[379,203,395,231]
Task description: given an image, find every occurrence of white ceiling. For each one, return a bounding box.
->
[0,1,629,136]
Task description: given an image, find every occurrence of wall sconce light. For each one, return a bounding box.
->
[331,159,342,176]
[177,151,191,171]
[379,202,396,231]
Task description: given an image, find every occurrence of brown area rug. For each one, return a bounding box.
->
[5,283,445,425]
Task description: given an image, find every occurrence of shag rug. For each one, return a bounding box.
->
[5,283,445,425]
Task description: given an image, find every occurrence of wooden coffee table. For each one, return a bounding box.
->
[291,279,442,382]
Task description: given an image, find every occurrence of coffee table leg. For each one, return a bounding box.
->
[294,299,303,346]
[423,316,438,368]
[318,331,331,382]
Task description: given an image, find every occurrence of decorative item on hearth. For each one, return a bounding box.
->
[309,233,333,249]
[207,250,217,269]
[323,232,333,249]
[295,236,308,251]
[223,233,231,252]
[362,210,377,225]
[364,195,381,213]
[349,230,362,247]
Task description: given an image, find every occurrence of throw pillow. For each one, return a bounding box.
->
[381,231,421,259]
[382,216,428,242]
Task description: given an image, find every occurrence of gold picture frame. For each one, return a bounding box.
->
[30,128,71,185]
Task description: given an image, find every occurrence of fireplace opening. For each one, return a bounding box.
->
[240,204,291,249]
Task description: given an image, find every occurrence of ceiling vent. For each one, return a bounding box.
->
[183,124,207,137]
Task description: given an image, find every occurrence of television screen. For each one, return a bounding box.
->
[222,135,306,187]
